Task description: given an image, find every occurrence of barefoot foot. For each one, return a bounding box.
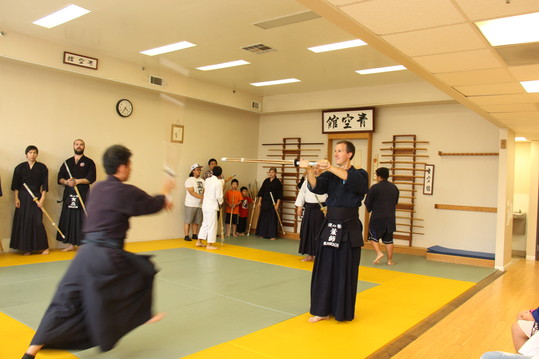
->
[61,244,74,252]
[206,245,218,250]
[308,315,329,323]
[41,249,49,255]
[387,260,395,266]
[373,252,384,264]
[146,312,165,324]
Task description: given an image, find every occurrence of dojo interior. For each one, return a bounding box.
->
[1,0,539,358]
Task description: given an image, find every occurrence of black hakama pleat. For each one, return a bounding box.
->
[31,244,157,352]
[255,207,278,238]
[298,203,325,256]
[57,206,84,245]
[10,194,48,252]
[310,238,362,322]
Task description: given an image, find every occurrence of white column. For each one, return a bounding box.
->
[526,141,539,260]
[495,128,515,270]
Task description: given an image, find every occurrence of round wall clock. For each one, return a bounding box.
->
[116,99,133,117]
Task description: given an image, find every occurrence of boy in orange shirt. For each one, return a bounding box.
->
[225,179,243,237]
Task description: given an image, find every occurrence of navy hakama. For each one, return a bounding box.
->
[10,162,49,252]
[57,156,96,246]
[308,166,369,322]
[298,203,325,256]
[255,177,282,239]
[31,175,166,352]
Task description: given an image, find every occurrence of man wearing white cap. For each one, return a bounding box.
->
[184,163,204,241]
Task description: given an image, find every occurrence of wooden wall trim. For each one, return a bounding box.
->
[434,204,497,213]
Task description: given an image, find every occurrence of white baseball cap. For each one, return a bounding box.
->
[190,163,202,172]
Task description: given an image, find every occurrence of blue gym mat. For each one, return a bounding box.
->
[427,245,495,260]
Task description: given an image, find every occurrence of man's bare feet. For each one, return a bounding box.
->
[233,233,238,237]
[24,252,31,256]
[373,252,384,264]
[308,315,329,323]
[302,256,314,262]
[206,245,218,250]
[269,238,276,241]
[23,344,43,358]
[195,241,204,247]
[387,260,395,266]
[41,249,49,255]
[61,244,74,252]
[146,312,165,324]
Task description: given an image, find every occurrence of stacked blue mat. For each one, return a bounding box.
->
[427,245,495,260]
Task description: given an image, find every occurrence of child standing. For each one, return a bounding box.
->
[237,186,253,235]
[225,179,242,237]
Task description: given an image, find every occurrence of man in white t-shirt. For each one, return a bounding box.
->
[184,163,204,241]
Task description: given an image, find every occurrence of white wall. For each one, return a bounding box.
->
[259,103,500,252]
[0,59,259,249]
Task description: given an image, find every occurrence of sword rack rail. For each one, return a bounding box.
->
[379,134,428,246]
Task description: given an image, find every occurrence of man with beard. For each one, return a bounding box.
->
[57,139,96,251]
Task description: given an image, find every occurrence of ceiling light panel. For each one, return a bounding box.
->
[250,78,300,87]
[140,41,196,56]
[356,65,406,75]
[197,60,250,71]
[476,12,539,46]
[33,5,90,28]
[521,80,539,93]
[308,39,367,53]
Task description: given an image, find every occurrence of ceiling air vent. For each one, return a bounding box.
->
[149,75,165,86]
[251,101,261,111]
[253,11,320,29]
[242,43,275,55]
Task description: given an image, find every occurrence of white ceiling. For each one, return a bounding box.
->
[302,0,539,139]
[1,0,539,138]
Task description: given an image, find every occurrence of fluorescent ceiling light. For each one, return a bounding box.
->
[308,39,367,53]
[250,78,300,87]
[197,60,250,71]
[521,80,539,93]
[356,65,406,75]
[515,137,528,142]
[140,41,196,56]
[476,12,539,46]
[33,4,90,28]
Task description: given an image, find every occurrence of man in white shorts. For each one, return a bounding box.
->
[184,163,204,241]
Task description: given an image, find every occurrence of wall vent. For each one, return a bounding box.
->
[251,101,261,110]
[149,75,165,86]
[242,43,275,55]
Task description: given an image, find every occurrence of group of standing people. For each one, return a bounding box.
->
[183,158,251,249]
[183,158,283,246]
[9,139,96,255]
[14,139,399,358]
